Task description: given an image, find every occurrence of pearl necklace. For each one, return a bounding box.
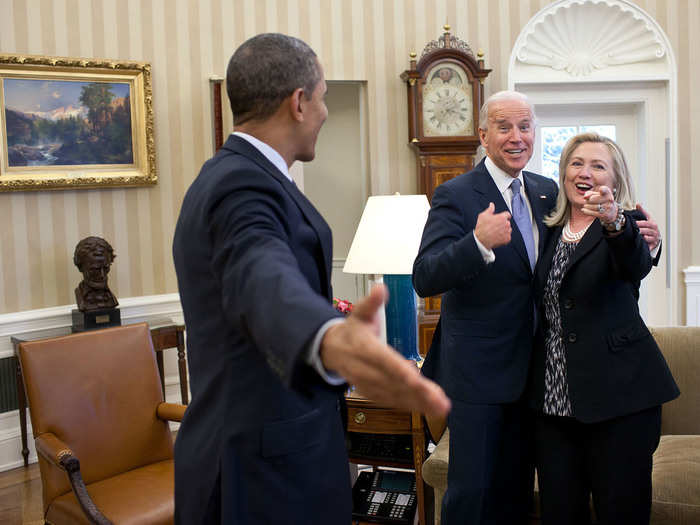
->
[562,220,592,243]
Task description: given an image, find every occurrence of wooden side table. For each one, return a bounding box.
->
[345,392,430,525]
[11,323,187,467]
[149,324,188,405]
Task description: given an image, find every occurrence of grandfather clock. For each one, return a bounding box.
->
[401,25,491,355]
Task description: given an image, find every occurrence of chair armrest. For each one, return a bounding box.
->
[422,428,450,492]
[35,432,74,469]
[157,402,186,422]
[35,433,113,525]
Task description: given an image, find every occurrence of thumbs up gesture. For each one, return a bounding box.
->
[474,202,512,250]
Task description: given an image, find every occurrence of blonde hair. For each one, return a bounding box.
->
[545,132,635,227]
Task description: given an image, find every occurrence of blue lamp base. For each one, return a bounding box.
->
[383,274,420,361]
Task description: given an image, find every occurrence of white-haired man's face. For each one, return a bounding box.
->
[478,98,535,177]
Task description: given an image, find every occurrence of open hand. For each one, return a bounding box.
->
[320,285,451,419]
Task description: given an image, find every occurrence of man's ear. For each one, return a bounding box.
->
[289,87,305,123]
[478,127,487,148]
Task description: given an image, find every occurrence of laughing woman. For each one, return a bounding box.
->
[528,132,679,525]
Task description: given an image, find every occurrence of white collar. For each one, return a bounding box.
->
[485,156,525,194]
[232,131,292,182]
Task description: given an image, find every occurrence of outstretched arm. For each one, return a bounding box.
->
[582,186,653,282]
[321,285,451,419]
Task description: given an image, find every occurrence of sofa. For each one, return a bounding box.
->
[421,326,700,524]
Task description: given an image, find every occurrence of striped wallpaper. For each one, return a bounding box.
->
[0,0,698,318]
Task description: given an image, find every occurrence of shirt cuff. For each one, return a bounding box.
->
[306,317,347,386]
[473,230,495,264]
[650,239,661,259]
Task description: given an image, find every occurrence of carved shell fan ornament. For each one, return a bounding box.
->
[516,0,665,77]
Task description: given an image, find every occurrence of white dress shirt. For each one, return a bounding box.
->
[474,157,540,265]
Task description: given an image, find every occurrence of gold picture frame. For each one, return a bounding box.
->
[0,54,156,191]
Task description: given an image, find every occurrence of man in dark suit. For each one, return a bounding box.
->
[413,91,558,524]
[172,33,449,525]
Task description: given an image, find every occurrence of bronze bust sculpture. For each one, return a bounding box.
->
[73,236,119,312]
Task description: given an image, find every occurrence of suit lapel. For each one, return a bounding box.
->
[472,162,530,272]
[223,135,334,296]
[536,221,603,290]
[523,173,550,260]
[472,161,510,215]
[566,220,603,272]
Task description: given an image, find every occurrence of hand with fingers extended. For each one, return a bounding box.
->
[582,185,618,223]
[635,203,661,252]
[473,202,512,250]
[320,285,451,419]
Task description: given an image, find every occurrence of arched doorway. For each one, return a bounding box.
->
[509,0,678,325]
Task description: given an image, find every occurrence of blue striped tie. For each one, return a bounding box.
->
[510,178,536,271]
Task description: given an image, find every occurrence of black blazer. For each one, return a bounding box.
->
[529,210,679,423]
[413,160,559,404]
[172,135,350,524]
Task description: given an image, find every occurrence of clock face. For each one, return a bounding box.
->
[422,63,474,137]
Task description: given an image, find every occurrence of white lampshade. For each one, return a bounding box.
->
[343,194,431,275]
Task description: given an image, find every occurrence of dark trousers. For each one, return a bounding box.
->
[442,399,534,525]
[534,406,661,525]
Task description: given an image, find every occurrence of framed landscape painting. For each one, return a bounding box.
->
[0,54,156,191]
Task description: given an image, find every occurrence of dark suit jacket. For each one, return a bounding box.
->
[413,160,559,404]
[172,135,350,524]
[529,210,679,423]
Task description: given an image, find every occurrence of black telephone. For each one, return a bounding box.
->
[352,469,417,524]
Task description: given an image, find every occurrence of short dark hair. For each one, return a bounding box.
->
[73,236,115,271]
[226,33,321,125]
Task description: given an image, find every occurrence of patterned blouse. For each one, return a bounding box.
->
[542,237,578,417]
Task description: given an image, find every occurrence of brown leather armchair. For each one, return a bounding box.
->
[18,322,186,524]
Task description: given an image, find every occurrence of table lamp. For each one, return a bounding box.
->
[343,194,431,361]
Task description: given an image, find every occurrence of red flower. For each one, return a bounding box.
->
[333,298,354,315]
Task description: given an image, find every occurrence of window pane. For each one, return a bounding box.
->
[541,126,576,182]
[581,125,616,140]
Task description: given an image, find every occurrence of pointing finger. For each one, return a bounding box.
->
[597,185,612,197]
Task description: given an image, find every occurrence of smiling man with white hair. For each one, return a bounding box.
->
[414,89,557,524]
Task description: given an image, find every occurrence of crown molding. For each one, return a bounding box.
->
[512,0,669,78]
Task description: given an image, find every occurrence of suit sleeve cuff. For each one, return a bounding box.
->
[306,317,347,385]
[473,230,495,264]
